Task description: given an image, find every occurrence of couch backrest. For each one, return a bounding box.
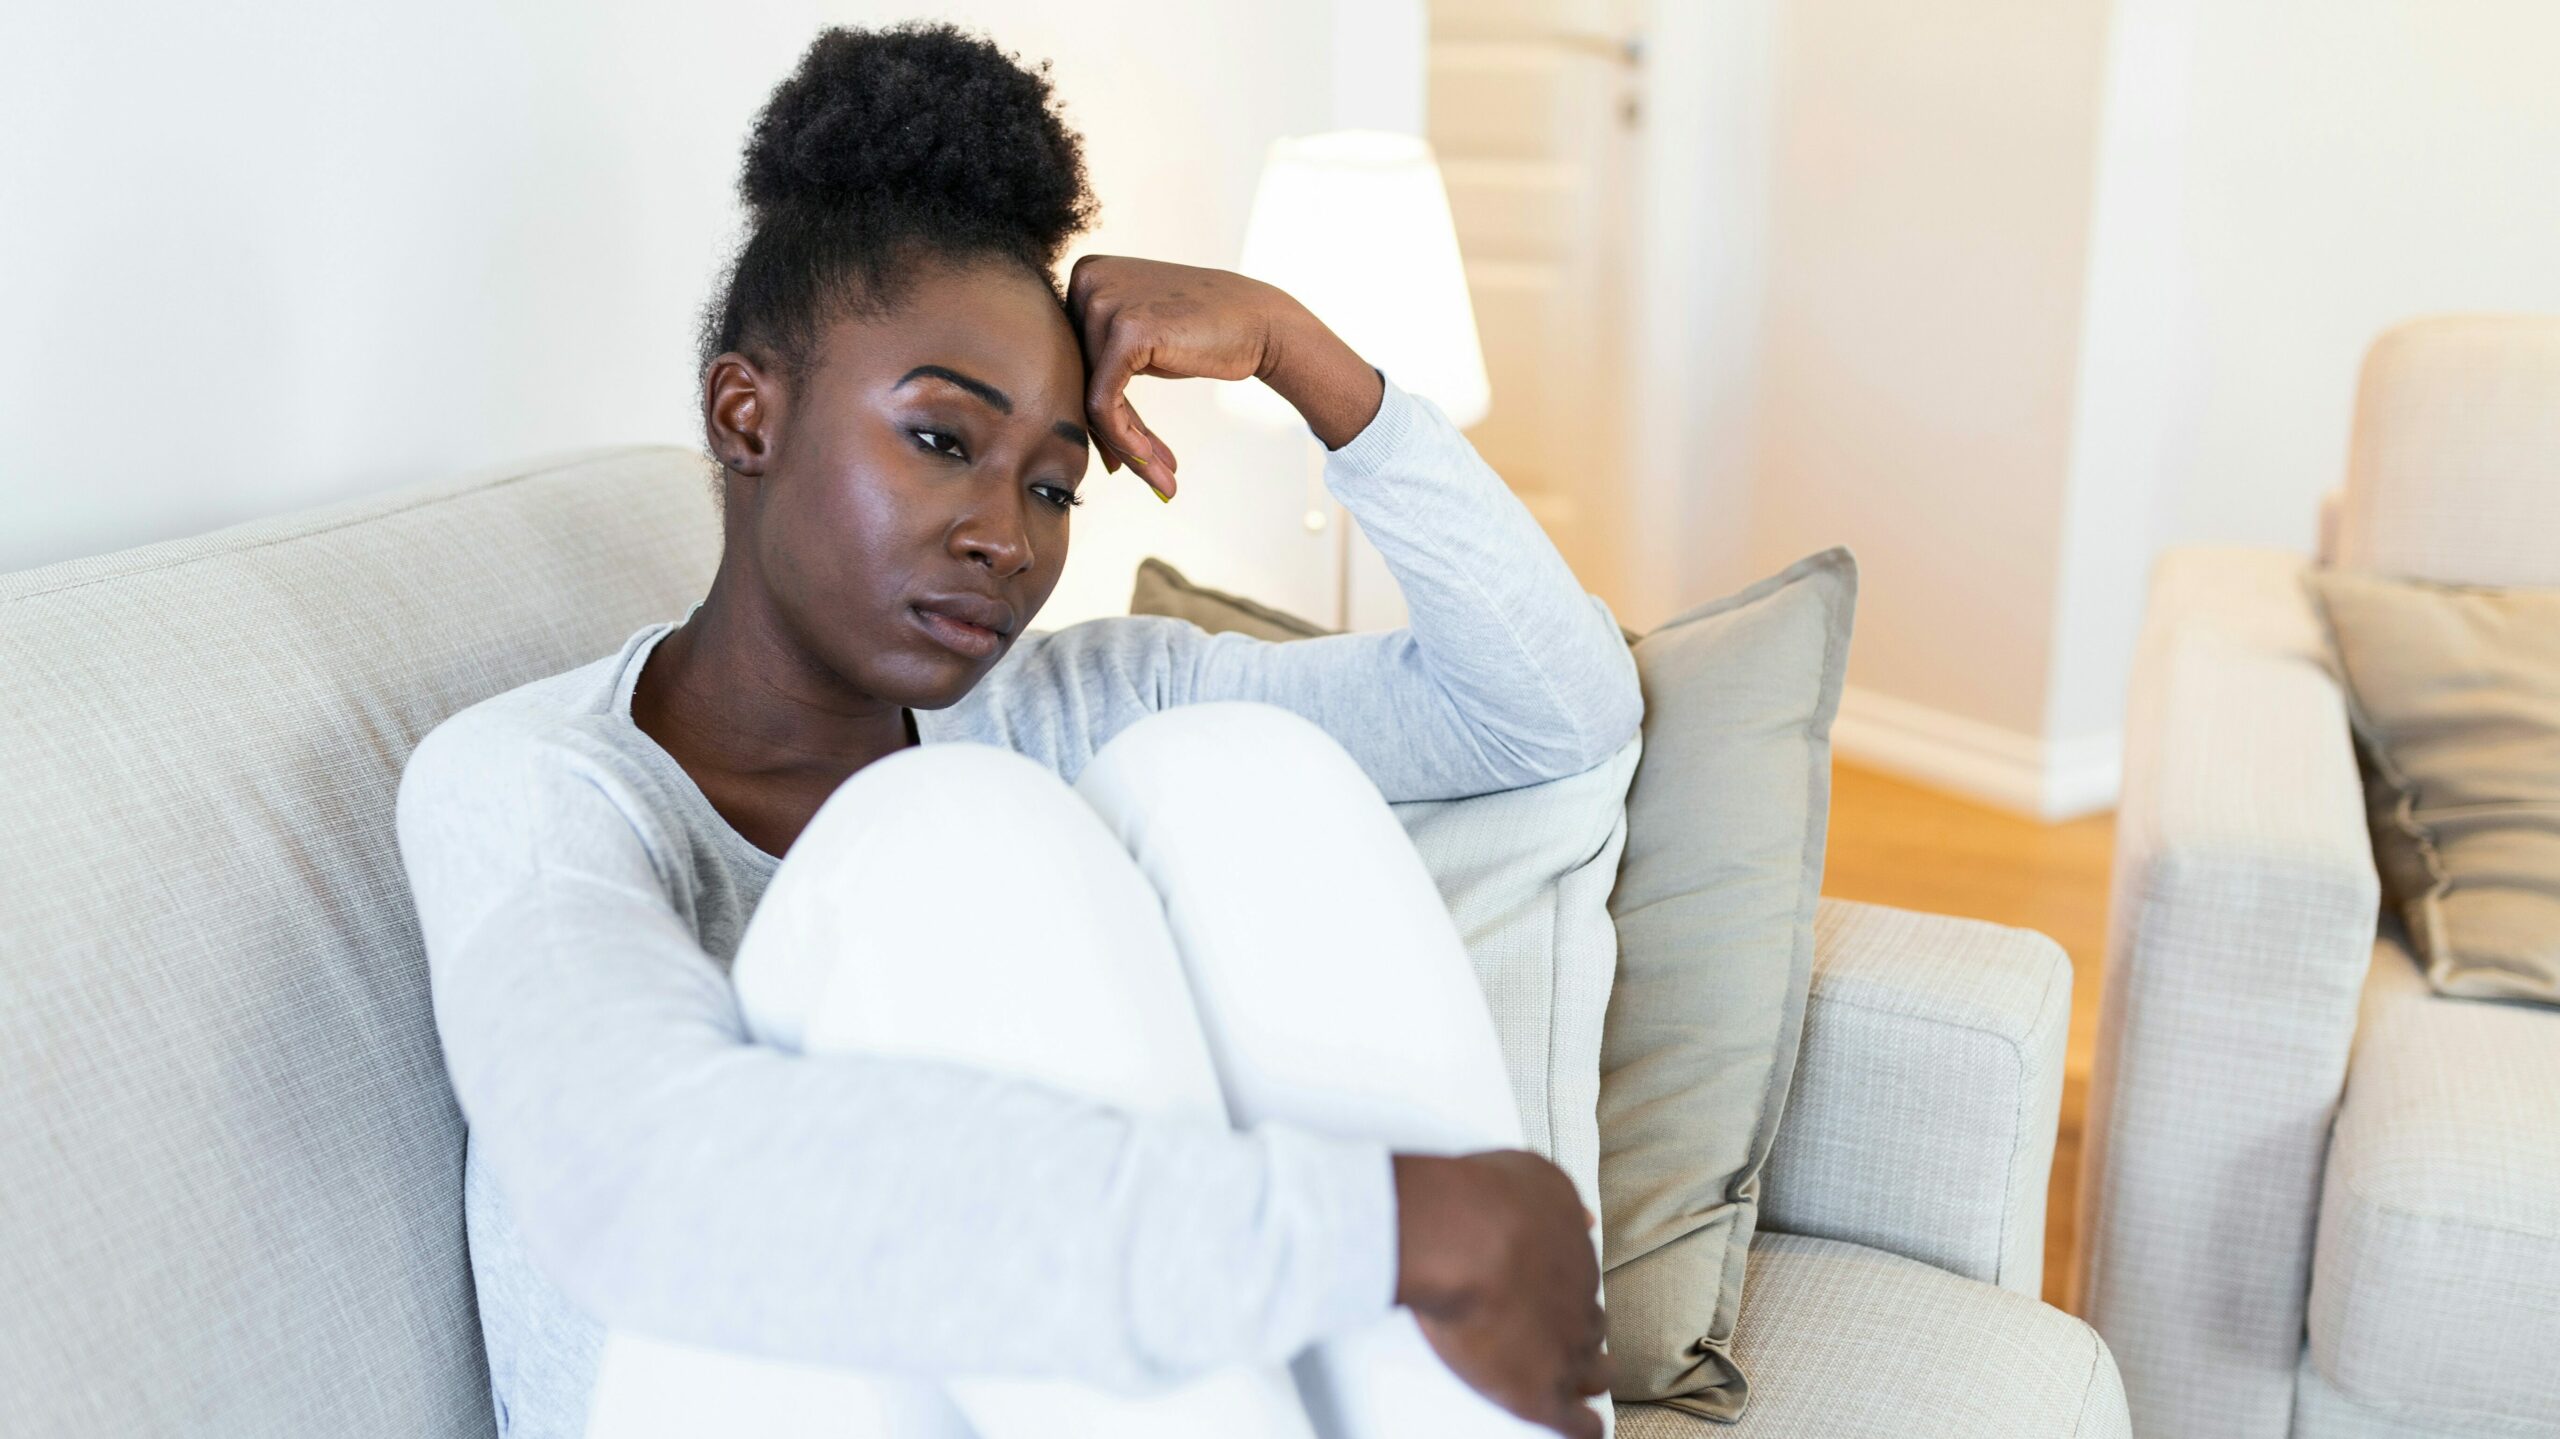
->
[2335,314,2560,587]
[0,449,720,1437]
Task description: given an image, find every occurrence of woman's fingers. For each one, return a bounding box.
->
[1085,328,1177,495]
[1574,1333,1614,1397]
[1066,277,1135,478]
[1542,1390,1606,1439]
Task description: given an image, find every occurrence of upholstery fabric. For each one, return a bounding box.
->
[2309,567,2560,1006]
[1390,741,1642,1219]
[1615,1234,2129,1439]
[2333,315,2560,589]
[2075,547,2381,1439]
[0,446,721,1438]
[1599,550,1856,1421]
[1125,556,1642,1219]
[2304,935,2560,1433]
[2293,1353,2558,1439]
[1762,900,2069,1296]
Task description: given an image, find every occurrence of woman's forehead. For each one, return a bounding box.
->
[831,262,1085,396]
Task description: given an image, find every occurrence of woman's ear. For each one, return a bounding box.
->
[705,353,778,479]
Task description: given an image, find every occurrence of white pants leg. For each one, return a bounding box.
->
[587,701,1553,1438]
[1073,703,1567,1439]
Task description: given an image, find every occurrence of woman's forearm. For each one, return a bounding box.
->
[1315,377,1645,784]
[1258,304,1386,450]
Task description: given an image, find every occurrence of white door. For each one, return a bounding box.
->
[1420,0,1645,622]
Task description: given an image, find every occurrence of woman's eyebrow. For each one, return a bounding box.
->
[897,364,1012,413]
[899,364,1089,452]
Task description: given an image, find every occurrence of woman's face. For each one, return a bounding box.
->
[720,257,1092,712]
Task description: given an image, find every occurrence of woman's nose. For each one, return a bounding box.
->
[951,497,1034,576]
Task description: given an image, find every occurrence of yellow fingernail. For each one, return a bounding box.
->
[1156,485,1172,503]
[1127,453,1147,468]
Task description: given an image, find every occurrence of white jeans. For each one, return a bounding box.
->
[584,701,1559,1439]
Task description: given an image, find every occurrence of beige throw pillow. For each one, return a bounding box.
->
[1597,548,1855,1421]
[2309,568,2560,1006]
[1129,557,1332,642]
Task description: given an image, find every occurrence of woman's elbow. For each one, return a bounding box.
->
[507,1145,663,1328]
[1566,636,1644,774]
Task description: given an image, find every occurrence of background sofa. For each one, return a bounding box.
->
[2075,315,2560,1438]
[1,445,2126,1436]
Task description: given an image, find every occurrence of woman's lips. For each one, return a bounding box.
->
[911,604,1002,659]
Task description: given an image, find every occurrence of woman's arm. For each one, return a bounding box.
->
[397,715,1395,1390]
[1064,256,1642,802]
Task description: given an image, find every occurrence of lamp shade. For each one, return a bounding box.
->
[1220,130,1490,429]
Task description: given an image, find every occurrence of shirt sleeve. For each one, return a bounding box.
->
[397,717,1397,1390]
[1162,371,1644,802]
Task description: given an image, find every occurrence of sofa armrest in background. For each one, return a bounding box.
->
[2074,547,2380,1439]
[1758,898,2070,1296]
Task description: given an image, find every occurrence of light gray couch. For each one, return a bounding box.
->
[0,444,2127,1436]
[2075,316,2560,1438]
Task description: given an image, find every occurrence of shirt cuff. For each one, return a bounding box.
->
[1320,367,1438,485]
[1264,1120,1402,1338]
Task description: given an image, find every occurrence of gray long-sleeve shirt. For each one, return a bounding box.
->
[394,373,1643,1437]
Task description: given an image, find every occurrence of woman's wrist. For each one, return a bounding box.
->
[1391,1152,1476,1315]
[1258,301,1385,450]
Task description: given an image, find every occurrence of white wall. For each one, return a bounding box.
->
[0,1,1395,630]
[1630,0,1773,625]
[2051,0,2560,743]
[1743,0,2114,738]
[1653,0,2560,816]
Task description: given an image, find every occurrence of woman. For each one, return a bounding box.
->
[396,22,1640,1439]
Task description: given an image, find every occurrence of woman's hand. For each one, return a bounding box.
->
[1065,254,1386,499]
[1393,1150,1612,1438]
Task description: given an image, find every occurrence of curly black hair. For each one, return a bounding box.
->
[699,22,1099,380]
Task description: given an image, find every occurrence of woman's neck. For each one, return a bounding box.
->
[632,568,914,790]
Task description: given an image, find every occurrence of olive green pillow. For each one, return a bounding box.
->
[2310,568,2560,1007]
[1595,548,1855,1421]
[1128,557,1332,643]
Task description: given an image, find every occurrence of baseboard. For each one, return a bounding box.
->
[1830,686,2121,822]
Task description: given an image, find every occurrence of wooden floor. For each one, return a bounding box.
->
[1818,762,2115,1313]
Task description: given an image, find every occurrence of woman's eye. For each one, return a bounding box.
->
[911,429,966,460]
[1034,485,1084,512]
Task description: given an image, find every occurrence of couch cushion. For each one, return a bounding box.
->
[2334,315,2560,589]
[0,447,719,1438]
[2293,1353,2551,1439]
[1389,740,1643,1223]
[1616,1233,2128,1439]
[2306,935,2560,1431]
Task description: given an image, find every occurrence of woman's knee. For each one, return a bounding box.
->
[1076,702,1379,824]
[792,740,1091,868]
[737,742,1101,1052]
[741,738,1230,1117]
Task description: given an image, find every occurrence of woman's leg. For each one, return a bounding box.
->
[585,740,1316,1439]
[1073,701,1590,1439]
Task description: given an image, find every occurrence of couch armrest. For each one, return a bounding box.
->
[1759,898,2071,1297]
[2075,547,2379,1439]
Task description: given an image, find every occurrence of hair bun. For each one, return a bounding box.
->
[739,22,1095,268]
